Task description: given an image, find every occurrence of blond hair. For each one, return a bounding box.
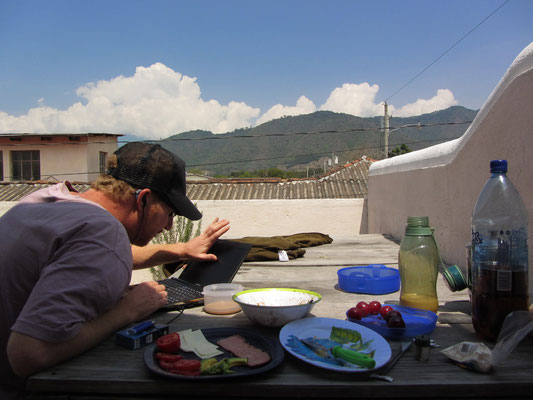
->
[91,154,137,202]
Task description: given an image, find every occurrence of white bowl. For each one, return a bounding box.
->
[203,283,244,315]
[232,288,321,327]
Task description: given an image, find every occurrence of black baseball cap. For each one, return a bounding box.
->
[108,142,202,221]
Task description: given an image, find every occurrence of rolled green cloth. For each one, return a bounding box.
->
[232,232,333,261]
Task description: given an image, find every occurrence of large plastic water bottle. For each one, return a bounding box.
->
[399,216,439,313]
[471,160,529,341]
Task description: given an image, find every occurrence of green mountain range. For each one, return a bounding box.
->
[157,106,477,176]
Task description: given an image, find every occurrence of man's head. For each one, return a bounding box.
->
[107,142,201,221]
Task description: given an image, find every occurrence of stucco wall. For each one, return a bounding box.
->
[0,198,367,238]
[367,42,533,298]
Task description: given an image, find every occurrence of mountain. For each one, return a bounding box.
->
[157,106,477,176]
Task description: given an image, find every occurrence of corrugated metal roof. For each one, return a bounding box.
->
[0,158,373,201]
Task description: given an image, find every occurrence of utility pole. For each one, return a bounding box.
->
[383,102,390,158]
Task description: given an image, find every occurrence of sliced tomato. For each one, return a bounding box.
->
[158,360,177,371]
[156,333,181,353]
[155,352,183,362]
[169,368,202,376]
[172,359,201,372]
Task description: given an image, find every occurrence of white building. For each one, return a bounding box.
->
[0,133,121,183]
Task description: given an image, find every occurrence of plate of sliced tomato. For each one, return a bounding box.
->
[144,327,284,380]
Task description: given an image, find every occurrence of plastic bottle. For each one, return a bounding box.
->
[399,216,439,313]
[471,160,529,341]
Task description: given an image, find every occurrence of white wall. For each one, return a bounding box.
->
[0,198,367,238]
[367,42,533,298]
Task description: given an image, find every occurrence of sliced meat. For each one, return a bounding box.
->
[217,335,271,367]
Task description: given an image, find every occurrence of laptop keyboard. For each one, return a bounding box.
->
[160,279,203,303]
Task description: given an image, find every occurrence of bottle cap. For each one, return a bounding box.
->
[490,160,507,173]
[405,216,433,236]
[442,265,468,292]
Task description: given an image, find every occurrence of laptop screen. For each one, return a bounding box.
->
[177,240,252,288]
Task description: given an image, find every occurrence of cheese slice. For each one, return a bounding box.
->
[178,329,223,359]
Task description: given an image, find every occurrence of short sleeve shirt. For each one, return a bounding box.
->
[0,183,132,395]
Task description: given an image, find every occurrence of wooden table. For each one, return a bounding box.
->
[26,235,533,399]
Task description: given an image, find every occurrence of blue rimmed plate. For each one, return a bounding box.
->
[279,317,391,372]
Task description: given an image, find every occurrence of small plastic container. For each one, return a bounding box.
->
[337,264,400,294]
[203,283,244,315]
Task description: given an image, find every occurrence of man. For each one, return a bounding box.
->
[0,142,229,398]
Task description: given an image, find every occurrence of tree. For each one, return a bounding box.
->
[388,144,412,157]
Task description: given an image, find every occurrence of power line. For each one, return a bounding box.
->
[0,120,472,147]
[383,0,510,104]
[36,135,463,175]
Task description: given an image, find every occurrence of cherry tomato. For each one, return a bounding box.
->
[387,315,406,328]
[155,352,183,362]
[347,307,363,320]
[156,333,181,353]
[173,359,201,372]
[384,310,402,323]
[368,301,381,315]
[355,301,370,317]
[380,305,394,319]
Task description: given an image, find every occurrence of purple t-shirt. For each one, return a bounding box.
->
[0,183,132,397]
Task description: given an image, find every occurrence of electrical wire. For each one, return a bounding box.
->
[382,0,510,104]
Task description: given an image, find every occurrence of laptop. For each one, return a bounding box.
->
[158,239,251,309]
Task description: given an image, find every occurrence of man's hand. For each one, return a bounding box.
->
[119,281,168,320]
[7,281,168,378]
[182,218,230,261]
[131,218,230,269]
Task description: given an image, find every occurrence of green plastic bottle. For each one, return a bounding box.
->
[398,216,439,312]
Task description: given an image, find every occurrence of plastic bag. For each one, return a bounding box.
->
[441,311,533,373]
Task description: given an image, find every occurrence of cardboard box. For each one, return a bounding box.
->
[115,323,169,350]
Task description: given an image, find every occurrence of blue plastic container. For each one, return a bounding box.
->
[337,264,400,294]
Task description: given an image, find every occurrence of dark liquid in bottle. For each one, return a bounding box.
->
[471,266,529,341]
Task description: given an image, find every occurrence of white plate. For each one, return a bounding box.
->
[279,317,391,372]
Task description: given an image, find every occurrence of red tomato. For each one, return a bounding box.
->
[368,301,381,315]
[155,352,183,362]
[347,307,363,320]
[380,305,394,319]
[172,359,202,373]
[355,301,370,317]
[170,369,202,376]
[156,333,181,353]
[158,360,177,371]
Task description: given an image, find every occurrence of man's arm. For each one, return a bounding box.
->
[131,218,230,269]
[7,281,167,378]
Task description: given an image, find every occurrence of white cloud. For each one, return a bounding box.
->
[319,83,382,117]
[255,96,316,125]
[0,64,459,136]
[0,63,260,137]
[389,89,458,117]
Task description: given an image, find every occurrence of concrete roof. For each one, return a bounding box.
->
[0,158,373,201]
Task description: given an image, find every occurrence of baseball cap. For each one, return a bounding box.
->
[108,142,202,221]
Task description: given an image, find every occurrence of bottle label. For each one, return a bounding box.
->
[496,270,512,291]
[471,227,528,271]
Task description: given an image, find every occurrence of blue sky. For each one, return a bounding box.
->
[0,0,532,139]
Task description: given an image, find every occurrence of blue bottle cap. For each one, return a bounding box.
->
[490,160,507,173]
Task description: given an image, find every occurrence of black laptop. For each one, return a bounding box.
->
[158,239,251,309]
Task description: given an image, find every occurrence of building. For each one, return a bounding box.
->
[0,133,121,183]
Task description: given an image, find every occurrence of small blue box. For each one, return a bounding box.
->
[337,264,400,294]
[115,323,169,350]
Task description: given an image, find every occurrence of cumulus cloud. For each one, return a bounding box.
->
[389,89,458,117]
[0,63,260,137]
[0,63,459,136]
[255,96,316,125]
[319,82,382,117]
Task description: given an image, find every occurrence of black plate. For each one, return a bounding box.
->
[144,327,284,380]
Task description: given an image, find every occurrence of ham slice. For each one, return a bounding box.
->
[217,335,271,367]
